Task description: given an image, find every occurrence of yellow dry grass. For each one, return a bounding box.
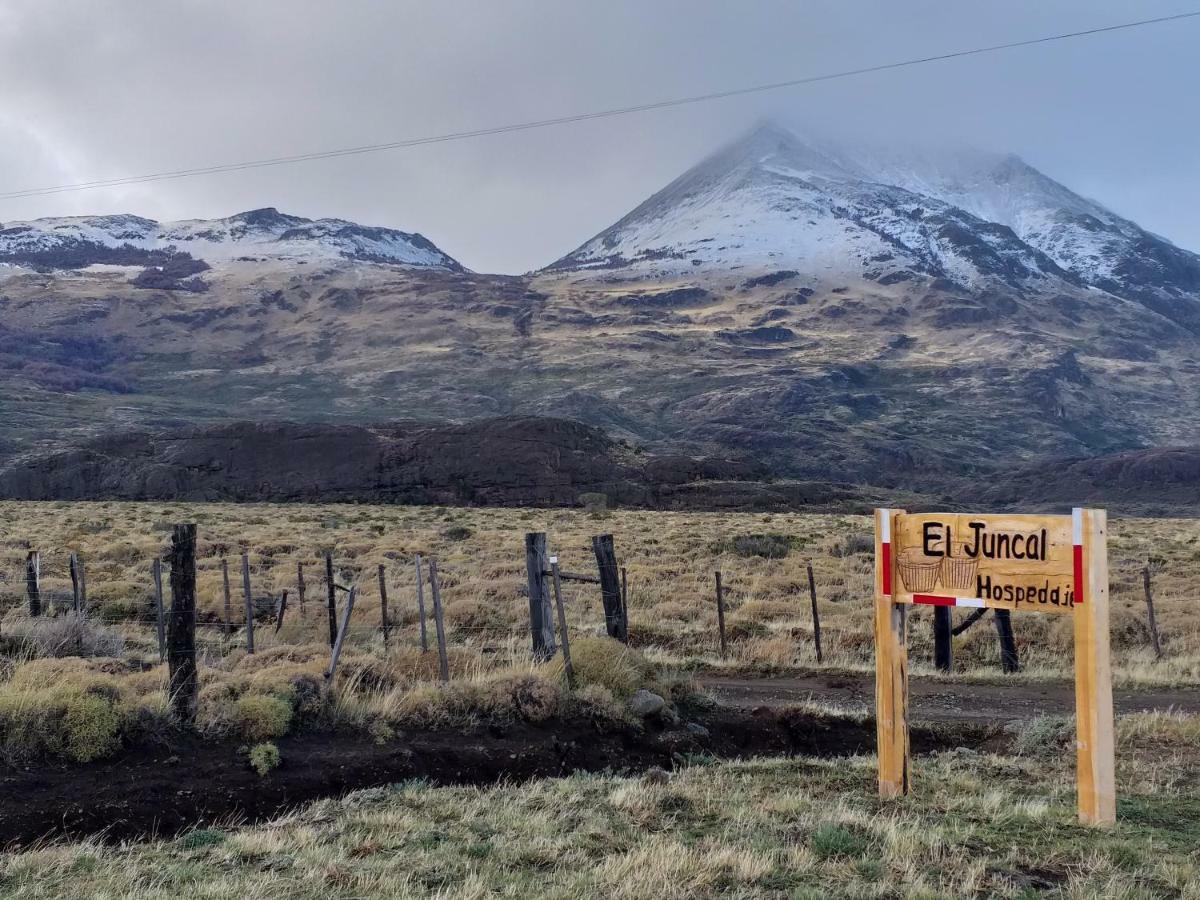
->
[0,500,1196,685]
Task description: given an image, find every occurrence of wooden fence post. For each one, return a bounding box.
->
[241,552,255,654]
[378,563,391,649]
[549,556,574,687]
[994,610,1019,673]
[592,534,626,643]
[274,590,289,633]
[69,553,83,613]
[414,554,429,652]
[221,557,232,637]
[1074,508,1115,826]
[325,553,338,648]
[620,565,629,635]
[714,571,728,657]
[806,562,824,664]
[933,607,952,672]
[326,586,357,682]
[167,524,198,724]
[152,558,167,662]
[25,551,40,617]
[1141,565,1163,659]
[297,561,306,613]
[525,533,556,660]
[428,559,450,682]
[874,507,910,799]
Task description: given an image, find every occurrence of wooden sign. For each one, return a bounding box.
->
[874,507,1115,826]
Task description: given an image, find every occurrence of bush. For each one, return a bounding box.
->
[511,675,561,722]
[579,492,609,518]
[551,637,649,698]
[441,525,473,541]
[831,533,873,558]
[714,533,795,559]
[4,613,124,659]
[248,742,281,776]
[571,683,631,730]
[234,694,293,741]
[62,691,122,761]
[0,677,124,763]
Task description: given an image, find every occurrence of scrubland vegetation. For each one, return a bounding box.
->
[0,501,1196,765]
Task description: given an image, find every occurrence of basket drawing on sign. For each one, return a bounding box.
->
[897,549,940,592]
[940,550,980,592]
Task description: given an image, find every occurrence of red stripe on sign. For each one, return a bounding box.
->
[913,594,955,607]
[882,542,892,596]
[1073,543,1085,606]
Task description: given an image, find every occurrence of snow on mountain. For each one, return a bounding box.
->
[0,208,463,270]
[549,123,1200,327]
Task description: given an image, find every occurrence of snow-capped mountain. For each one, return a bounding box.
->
[549,123,1200,327]
[0,207,463,270]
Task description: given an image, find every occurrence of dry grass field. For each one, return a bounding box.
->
[1,500,1196,684]
[4,710,1200,898]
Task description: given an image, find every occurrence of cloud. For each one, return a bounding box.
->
[0,0,1196,272]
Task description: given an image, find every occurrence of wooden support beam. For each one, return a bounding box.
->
[994,609,1019,673]
[69,553,83,613]
[933,606,952,672]
[274,590,289,634]
[297,561,306,613]
[875,507,909,799]
[1074,508,1115,826]
[166,525,198,724]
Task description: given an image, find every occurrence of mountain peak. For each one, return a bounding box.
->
[0,209,463,272]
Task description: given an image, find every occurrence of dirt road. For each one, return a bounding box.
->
[702,672,1200,723]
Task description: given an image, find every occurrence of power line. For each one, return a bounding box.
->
[2,9,1197,202]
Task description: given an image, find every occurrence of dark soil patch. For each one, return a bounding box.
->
[0,706,992,847]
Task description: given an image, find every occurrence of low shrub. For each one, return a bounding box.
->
[234,694,293,741]
[714,533,795,559]
[0,671,127,763]
[550,636,650,698]
[4,613,125,659]
[811,823,873,859]
[570,683,631,730]
[248,742,281,776]
[511,675,561,722]
[441,525,473,541]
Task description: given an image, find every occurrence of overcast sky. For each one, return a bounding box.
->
[0,1,1196,273]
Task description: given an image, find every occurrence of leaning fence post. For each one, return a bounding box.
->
[25,550,40,617]
[620,565,629,636]
[325,553,338,648]
[414,554,429,652]
[806,561,824,664]
[221,557,232,637]
[241,552,255,654]
[167,524,198,724]
[428,559,450,682]
[378,563,391,649]
[549,556,574,688]
[592,534,626,643]
[152,558,167,662]
[1141,565,1163,659]
[326,586,357,682]
[525,533,556,660]
[714,571,728,657]
[274,589,289,634]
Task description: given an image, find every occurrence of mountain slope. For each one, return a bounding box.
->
[0,207,463,271]
[549,124,1200,330]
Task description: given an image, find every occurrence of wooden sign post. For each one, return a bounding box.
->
[874,507,1114,825]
